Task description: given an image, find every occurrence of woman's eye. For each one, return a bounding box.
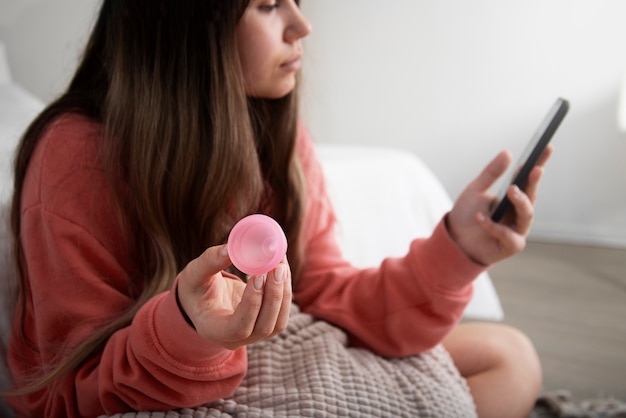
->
[259,2,279,12]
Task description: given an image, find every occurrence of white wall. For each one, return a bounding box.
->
[0,0,98,102]
[300,0,626,248]
[1,0,625,247]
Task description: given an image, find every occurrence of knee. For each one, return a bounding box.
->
[445,323,543,417]
[485,324,543,394]
[446,322,543,393]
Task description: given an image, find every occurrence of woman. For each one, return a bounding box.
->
[6,1,542,417]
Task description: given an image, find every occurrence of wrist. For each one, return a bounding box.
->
[444,213,487,266]
[175,280,196,329]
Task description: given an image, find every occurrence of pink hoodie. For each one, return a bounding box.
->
[8,114,482,417]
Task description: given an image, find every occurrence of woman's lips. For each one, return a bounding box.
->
[280,54,302,72]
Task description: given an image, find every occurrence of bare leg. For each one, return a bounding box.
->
[443,322,542,418]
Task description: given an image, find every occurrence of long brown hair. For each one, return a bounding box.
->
[9,0,305,394]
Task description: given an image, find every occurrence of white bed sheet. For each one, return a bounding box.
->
[316,144,504,321]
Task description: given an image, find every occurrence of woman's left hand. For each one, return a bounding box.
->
[447,146,553,265]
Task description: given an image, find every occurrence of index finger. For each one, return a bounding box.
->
[535,145,554,169]
[468,150,513,193]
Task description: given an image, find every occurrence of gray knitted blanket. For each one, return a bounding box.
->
[105,305,476,418]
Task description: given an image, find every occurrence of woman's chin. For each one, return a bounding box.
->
[247,79,297,99]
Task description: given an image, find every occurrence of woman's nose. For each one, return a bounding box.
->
[285,6,312,43]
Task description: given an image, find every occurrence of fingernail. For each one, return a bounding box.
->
[274,264,285,283]
[254,274,266,291]
[220,244,229,258]
[477,212,486,223]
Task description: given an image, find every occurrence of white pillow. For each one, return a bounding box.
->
[0,43,45,203]
[315,144,504,321]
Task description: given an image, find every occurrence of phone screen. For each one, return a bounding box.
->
[491,98,569,222]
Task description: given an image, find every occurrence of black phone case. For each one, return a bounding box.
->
[491,98,569,222]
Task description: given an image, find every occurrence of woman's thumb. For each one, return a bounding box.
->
[183,244,233,289]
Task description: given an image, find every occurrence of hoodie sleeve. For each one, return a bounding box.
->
[293,122,486,357]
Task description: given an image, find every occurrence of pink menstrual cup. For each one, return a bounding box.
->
[227,214,288,275]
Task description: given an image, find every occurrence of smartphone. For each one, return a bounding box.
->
[491,98,569,222]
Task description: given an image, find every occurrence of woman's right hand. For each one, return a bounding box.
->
[176,244,292,350]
